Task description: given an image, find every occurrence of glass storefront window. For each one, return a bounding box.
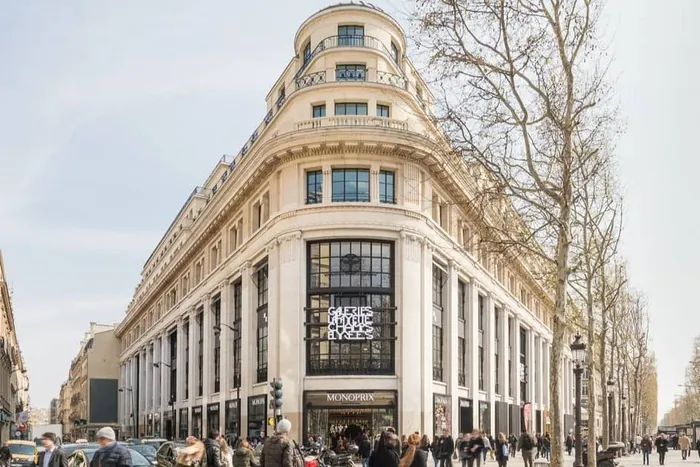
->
[306,240,395,376]
[192,406,202,438]
[179,408,188,440]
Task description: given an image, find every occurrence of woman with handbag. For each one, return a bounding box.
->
[495,433,509,467]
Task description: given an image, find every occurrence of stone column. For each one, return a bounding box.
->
[144,346,152,413]
[277,232,303,436]
[534,335,541,407]
[188,306,196,434]
[512,318,521,407]
[239,262,252,432]
[267,240,280,386]
[370,168,380,203]
[486,294,496,435]
[219,280,231,433]
[447,260,459,436]
[527,331,536,429]
[161,332,168,408]
[468,281,480,431]
[422,240,435,436]
[202,293,212,430]
[322,168,331,203]
[176,320,184,404]
[498,308,508,399]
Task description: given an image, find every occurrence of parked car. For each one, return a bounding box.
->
[67,447,150,467]
[128,443,158,465]
[7,440,38,467]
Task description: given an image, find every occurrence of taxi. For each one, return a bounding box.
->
[7,440,38,467]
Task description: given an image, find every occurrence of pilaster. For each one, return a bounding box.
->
[447,260,459,436]
[512,317,521,408]
[267,240,280,385]
[422,239,435,435]
[240,261,252,427]
[486,294,496,435]
[498,308,508,398]
[468,281,480,431]
[219,280,231,432]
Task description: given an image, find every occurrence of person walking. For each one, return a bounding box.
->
[400,433,428,467]
[91,427,132,467]
[38,433,69,467]
[457,433,471,467]
[508,435,517,458]
[641,435,652,466]
[438,430,454,467]
[655,434,669,466]
[679,433,691,460]
[481,434,491,463]
[517,430,535,467]
[635,434,642,455]
[494,433,508,467]
[430,437,440,467]
[220,437,233,467]
[541,434,550,461]
[232,441,257,467]
[565,433,574,456]
[358,434,372,467]
[204,430,223,467]
[466,430,484,467]
[260,420,303,467]
[369,432,400,467]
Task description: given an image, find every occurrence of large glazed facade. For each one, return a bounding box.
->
[116,3,576,441]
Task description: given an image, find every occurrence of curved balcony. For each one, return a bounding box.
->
[295,69,407,91]
[296,35,399,78]
[295,115,409,131]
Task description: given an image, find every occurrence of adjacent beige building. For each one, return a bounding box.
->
[61,323,120,441]
[0,250,29,442]
[116,3,578,442]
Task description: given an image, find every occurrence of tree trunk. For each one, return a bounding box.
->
[550,199,572,467]
[586,281,597,467]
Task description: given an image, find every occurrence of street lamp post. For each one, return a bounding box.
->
[153,362,173,439]
[118,387,135,438]
[607,377,615,446]
[621,394,627,446]
[570,332,587,467]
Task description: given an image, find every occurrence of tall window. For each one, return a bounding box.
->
[233,281,242,388]
[432,265,445,382]
[508,318,513,397]
[458,281,467,321]
[458,337,466,386]
[391,42,399,62]
[212,296,221,393]
[335,103,368,116]
[303,41,312,64]
[338,25,364,46]
[197,310,203,397]
[306,240,395,375]
[184,320,190,400]
[378,170,395,204]
[376,104,390,118]
[336,64,366,81]
[169,330,177,402]
[495,309,500,395]
[306,170,323,204]
[520,327,527,402]
[478,295,485,391]
[332,169,370,202]
[256,263,269,383]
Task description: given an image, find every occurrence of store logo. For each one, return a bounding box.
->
[326,393,375,403]
[327,306,374,340]
[252,398,265,405]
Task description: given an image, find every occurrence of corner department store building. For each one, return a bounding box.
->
[116,2,576,442]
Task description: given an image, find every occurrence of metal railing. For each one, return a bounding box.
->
[296,71,327,90]
[295,115,409,131]
[296,35,400,77]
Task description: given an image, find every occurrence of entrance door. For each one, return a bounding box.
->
[459,405,473,434]
[165,419,173,440]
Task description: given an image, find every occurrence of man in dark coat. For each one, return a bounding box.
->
[438,430,454,467]
[204,430,222,467]
[91,427,132,467]
[38,433,68,467]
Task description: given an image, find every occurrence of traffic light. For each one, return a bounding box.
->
[269,378,283,419]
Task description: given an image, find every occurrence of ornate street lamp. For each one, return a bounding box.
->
[607,377,615,446]
[570,332,587,467]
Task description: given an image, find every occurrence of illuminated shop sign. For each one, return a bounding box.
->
[327,306,374,340]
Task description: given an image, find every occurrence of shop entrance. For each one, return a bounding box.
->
[304,391,397,449]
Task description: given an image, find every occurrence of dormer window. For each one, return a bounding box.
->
[338,25,364,47]
[303,41,312,65]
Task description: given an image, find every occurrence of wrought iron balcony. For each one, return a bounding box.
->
[295,116,409,131]
[296,69,407,91]
[296,35,399,77]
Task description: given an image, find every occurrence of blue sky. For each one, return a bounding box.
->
[0,0,695,420]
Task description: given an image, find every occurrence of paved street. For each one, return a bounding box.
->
[467,450,700,467]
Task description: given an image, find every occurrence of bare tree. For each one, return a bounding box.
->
[412,2,614,464]
[569,157,622,461]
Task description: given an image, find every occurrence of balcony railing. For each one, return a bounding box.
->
[295,116,409,131]
[296,71,327,90]
[296,35,399,77]
[295,69,407,92]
